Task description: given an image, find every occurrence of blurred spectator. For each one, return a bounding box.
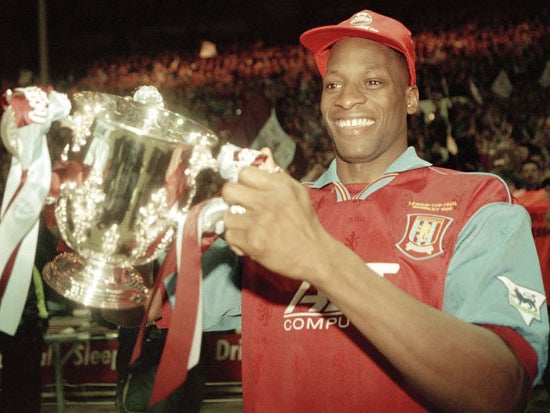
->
[492,167,525,198]
[520,159,544,191]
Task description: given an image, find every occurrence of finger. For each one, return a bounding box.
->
[237,165,286,189]
[223,204,254,231]
[232,247,245,256]
[222,171,283,211]
[228,241,245,257]
[221,181,257,209]
[223,224,247,257]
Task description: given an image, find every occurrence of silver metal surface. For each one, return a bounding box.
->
[43,88,219,309]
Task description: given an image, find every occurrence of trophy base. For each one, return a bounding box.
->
[43,252,150,309]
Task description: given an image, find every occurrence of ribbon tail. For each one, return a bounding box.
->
[0,220,39,335]
[148,204,203,406]
[130,245,177,365]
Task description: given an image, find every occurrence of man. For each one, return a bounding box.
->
[218,10,548,412]
[520,158,545,192]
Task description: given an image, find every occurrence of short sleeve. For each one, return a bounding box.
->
[443,202,549,384]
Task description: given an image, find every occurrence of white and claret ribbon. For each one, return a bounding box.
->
[140,144,268,405]
[0,86,70,335]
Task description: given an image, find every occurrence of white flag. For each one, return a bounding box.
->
[469,78,483,105]
[491,69,513,99]
[199,40,217,59]
[539,60,550,88]
[251,109,296,169]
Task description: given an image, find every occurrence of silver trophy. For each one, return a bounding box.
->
[43,87,221,309]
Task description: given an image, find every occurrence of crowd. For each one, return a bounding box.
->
[0,7,548,186]
[36,7,547,186]
[1,8,547,186]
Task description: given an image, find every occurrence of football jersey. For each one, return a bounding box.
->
[240,147,548,412]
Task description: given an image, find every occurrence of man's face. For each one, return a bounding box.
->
[320,37,418,170]
[521,162,541,190]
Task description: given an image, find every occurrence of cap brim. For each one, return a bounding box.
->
[300,25,416,85]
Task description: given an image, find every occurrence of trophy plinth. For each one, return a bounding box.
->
[43,252,148,309]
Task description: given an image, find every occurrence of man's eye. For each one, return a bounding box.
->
[325,82,340,90]
[364,79,381,86]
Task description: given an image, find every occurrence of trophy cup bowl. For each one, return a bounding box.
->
[43,89,219,309]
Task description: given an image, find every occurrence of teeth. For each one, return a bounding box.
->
[335,118,375,128]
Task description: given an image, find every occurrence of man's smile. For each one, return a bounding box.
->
[334,117,375,129]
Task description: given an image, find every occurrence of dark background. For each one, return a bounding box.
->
[0,0,547,83]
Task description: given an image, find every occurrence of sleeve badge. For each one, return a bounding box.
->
[497,276,546,325]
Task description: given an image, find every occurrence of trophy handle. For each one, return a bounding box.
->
[197,143,279,235]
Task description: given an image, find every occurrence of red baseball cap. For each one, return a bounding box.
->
[300,10,416,86]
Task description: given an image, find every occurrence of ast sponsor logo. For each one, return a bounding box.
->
[283,263,399,331]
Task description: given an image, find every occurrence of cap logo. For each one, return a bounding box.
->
[350,12,374,29]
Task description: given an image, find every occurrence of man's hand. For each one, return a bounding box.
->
[222,164,329,282]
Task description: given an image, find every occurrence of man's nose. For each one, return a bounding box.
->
[336,85,367,109]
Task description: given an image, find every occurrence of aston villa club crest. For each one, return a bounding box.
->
[396,214,453,260]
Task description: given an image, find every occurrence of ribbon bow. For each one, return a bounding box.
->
[0,86,70,335]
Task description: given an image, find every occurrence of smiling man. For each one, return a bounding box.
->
[146,9,548,413]
[220,10,549,412]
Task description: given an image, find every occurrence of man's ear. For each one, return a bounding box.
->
[406,85,420,115]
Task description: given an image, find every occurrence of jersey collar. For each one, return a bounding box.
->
[311,146,432,189]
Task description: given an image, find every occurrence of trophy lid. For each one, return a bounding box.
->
[70,86,218,149]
